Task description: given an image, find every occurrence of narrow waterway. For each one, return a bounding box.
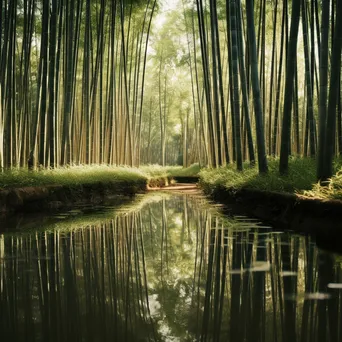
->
[0,192,341,341]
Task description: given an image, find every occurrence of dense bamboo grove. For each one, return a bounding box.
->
[0,0,157,168]
[0,0,341,181]
[1,194,341,341]
[186,0,342,180]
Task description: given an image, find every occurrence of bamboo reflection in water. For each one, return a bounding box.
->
[1,194,342,341]
[0,216,157,341]
[197,216,342,342]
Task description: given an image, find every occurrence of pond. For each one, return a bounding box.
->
[0,192,341,342]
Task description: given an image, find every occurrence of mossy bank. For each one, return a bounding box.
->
[0,180,148,216]
[199,158,342,249]
[0,164,200,216]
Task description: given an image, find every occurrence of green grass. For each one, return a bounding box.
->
[199,157,342,200]
[0,163,200,190]
[303,170,342,200]
[140,163,200,178]
[167,163,201,177]
[0,165,148,190]
[3,160,342,201]
[140,164,170,179]
[140,163,200,186]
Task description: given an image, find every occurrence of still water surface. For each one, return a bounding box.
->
[0,193,342,341]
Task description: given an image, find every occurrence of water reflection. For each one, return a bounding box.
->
[0,193,341,341]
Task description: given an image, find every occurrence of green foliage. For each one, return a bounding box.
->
[304,169,342,200]
[0,165,148,189]
[199,157,341,197]
[140,164,171,182]
[5,159,342,202]
[141,163,199,177]
[140,163,200,186]
[0,163,200,190]
[167,163,200,177]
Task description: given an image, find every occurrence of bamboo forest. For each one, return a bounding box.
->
[0,0,340,177]
[1,0,342,341]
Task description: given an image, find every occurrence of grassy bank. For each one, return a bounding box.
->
[0,164,200,216]
[5,159,342,202]
[0,165,148,190]
[199,157,342,200]
[0,163,201,190]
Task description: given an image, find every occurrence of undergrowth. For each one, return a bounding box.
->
[0,163,200,190]
[303,170,342,200]
[199,157,342,200]
[141,163,200,186]
[2,159,342,201]
[140,163,200,178]
[167,163,201,177]
[0,165,147,189]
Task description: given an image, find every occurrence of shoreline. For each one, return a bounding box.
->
[203,185,342,250]
[0,175,198,217]
[2,176,342,252]
[0,180,147,217]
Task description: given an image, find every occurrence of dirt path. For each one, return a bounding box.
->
[147,183,201,194]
